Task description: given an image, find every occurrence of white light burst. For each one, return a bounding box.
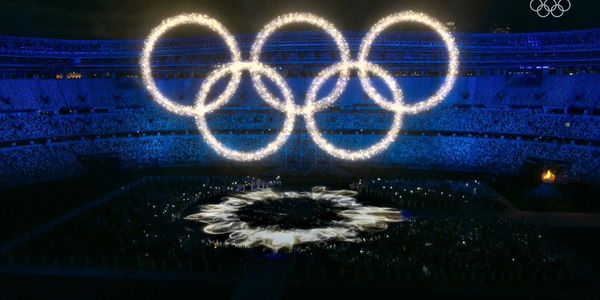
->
[185,187,404,251]
[141,11,459,161]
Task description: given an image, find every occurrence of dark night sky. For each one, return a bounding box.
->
[0,0,598,39]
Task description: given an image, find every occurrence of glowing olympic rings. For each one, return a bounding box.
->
[141,11,459,161]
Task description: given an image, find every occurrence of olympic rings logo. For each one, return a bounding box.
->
[529,0,571,18]
[141,11,459,161]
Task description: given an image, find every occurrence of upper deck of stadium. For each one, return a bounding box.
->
[0,29,598,74]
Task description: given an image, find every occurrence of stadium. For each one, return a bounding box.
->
[1,0,599,299]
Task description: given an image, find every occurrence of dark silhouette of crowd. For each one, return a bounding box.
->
[351,178,506,210]
[4,176,280,273]
[2,176,576,288]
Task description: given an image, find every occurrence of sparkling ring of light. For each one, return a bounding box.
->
[141,13,242,116]
[304,61,403,160]
[185,187,403,251]
[358,11,459,114]
[250,13,351,113]
[195,62,296,161]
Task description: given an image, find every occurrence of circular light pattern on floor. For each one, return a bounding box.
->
[141,11,459,161]
[185,187,404,251]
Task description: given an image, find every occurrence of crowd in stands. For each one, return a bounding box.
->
[4,106,600,144]
[1,74,599,112]
[1,73,600,185]
[2,130,600,186]
[2,132,600,186]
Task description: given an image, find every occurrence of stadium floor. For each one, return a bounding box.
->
[1,168,599,299]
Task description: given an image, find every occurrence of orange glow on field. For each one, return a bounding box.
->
[541,170,556,183]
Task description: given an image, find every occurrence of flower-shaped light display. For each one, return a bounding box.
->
[185,186,404,251]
